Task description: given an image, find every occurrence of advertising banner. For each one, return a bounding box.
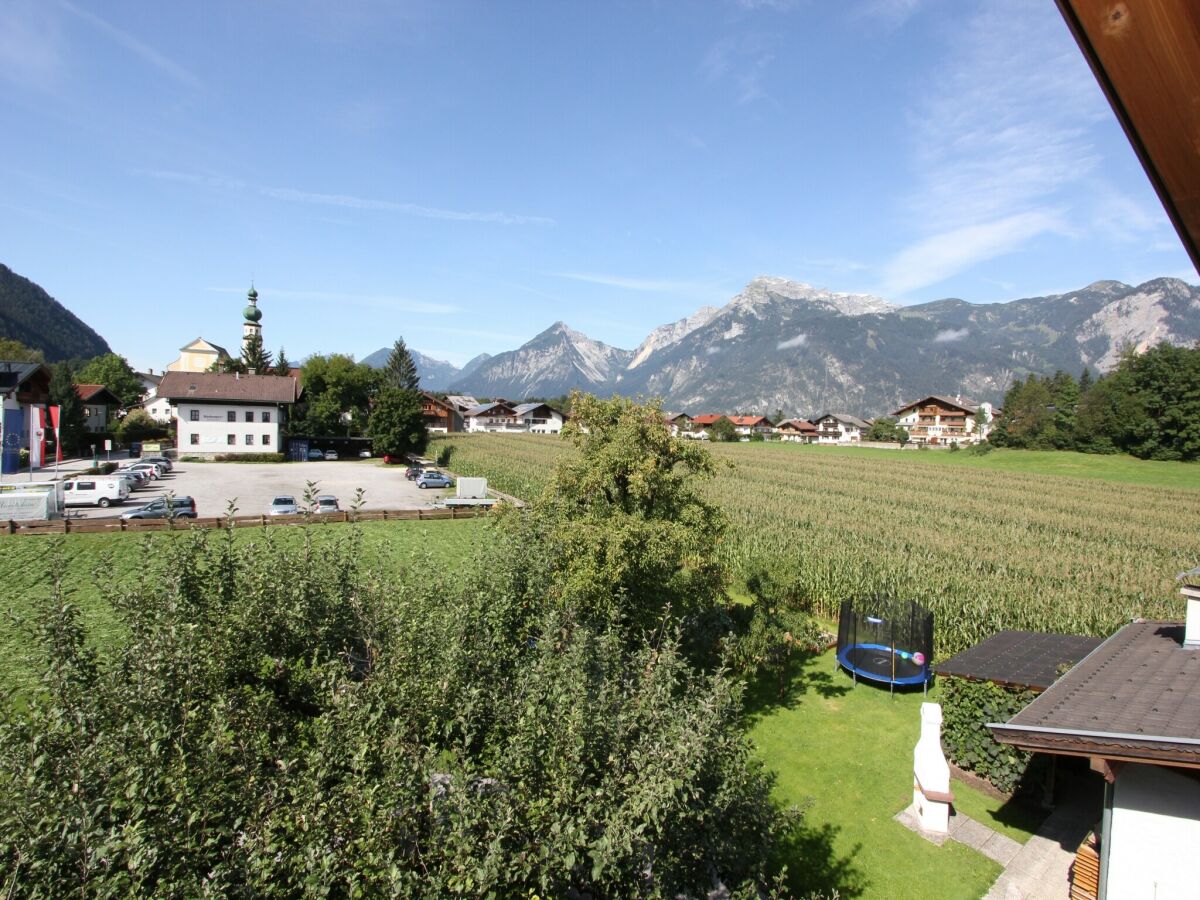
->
[30,407,45,469]
[1,408,24,474]
[47,406,61,463]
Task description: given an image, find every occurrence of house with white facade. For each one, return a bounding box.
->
[776,419,818,443]
[158,371,300,457]
[728,415,775,438]
[666,413,694,437]
[991,570,1200,899]
[812,413,870,444]
[137,393,174,425]
[0,361,52,474]
[513,402,565,434]
[893,395,992,445]
[464,401,522,433]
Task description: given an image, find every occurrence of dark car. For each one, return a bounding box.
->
[121,496,198,519]
[404,466,424,480]
[307,448,324,461]
[415,471,453,489]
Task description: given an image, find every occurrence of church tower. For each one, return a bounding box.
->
[242,285,262,355]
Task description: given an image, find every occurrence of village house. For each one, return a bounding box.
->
[776,418,818,443]
[812,412,870,444]
[728,415,775,438]
[687,414,727,439]
[666,413,693,437]
[166,338,231,374]
[990,570,1200,899]
[0,361,51,474]
[158,371,300,457]
[421,393,464,433]
[74,384,123,433]
[513,402,564,434]
[463,401,522,433]
[893,395,992,445]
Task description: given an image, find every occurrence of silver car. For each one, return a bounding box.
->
[315,495,340,514]
[269,495,298,516]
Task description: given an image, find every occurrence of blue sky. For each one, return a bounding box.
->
[2,0,1195,372]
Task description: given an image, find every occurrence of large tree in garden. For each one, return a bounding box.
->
[290,354,380,436]
[382,338,420,391]
[75,353,143,409]
[366,386,427,458]
[240,332,273,374]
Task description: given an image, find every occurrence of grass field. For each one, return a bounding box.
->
[0,517,489,697]
[436,434,1200,657]
[745,649,1045,899]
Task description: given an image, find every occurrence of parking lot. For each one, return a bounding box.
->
[65,459,454,520]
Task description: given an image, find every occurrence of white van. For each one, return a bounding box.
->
[62,477,130,509]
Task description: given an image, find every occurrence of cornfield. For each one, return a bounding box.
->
[436,434,1200,657]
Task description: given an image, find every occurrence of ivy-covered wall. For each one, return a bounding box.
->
[940,677,1046,794]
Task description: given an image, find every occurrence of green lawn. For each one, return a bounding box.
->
[0,518,489,699]
[746,649,1044,899]
[781,443,1200,490]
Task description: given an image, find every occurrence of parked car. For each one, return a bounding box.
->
[121,496,197,519]
[123,462,166,480]
[307,449,324,461]
[113,473,144,492]
[324,450,339,461]
[315,495,340,514]
[140,455,173,472]
[62,477,130,508]
[416,471,453,489]
[269,495,299,516]
[404,466,423,480]
[358,449,372,458]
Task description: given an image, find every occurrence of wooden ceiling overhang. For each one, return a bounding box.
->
[1055,0,1200,273]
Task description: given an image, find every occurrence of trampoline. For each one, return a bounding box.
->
[836,597,934,694]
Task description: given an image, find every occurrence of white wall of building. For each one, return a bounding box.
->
[1107,763,1200,899]
[175,401,285,454]
[814,417,860,444]
[521,409,563,434]
[142,395,174,424]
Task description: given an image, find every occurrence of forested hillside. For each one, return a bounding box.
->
[0,264,111,362]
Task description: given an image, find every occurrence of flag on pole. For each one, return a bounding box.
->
[29,407,45,469]
[47,405,62,463]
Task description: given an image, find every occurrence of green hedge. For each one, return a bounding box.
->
[179,453,287,463]
[940,677,1046,794]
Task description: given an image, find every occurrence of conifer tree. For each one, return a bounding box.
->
[49,363,87,455]
[273,348,291,376]
[383,338,420,392]
[241,332,272,374]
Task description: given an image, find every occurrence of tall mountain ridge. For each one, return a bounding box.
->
[439,276,1200,416]
[0,264,112,362]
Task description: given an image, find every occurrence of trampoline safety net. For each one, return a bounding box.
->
[836,597,934,688]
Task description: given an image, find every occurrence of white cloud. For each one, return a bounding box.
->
[702,34,776,104]
[552,272,703,293]
[141,170,553,226]
[777,333,807,349]
[933,327,969,342]
[877,0,1107,295]
[60,0,201,89]
[206,287,456,315]
[880,210,1065,296]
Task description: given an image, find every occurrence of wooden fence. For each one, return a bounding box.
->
[0,506,490,537]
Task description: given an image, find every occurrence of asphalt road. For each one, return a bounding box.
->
[63,459,452,520]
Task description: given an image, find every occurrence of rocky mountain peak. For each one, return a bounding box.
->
[627,305,720,370]
[724,276,896,318]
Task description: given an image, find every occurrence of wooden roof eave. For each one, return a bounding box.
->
[1055,0,1200,274]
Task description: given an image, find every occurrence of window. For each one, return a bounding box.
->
[227,410,236,422]
[227,434,236,445]
[245,434,254,446]
[245,411,254,423]
[262,411,271,423]
[83,407,92,418]
[77,481,95,490]
[262,434,271,446]
[190,409,199,422]
[190,433,199,445]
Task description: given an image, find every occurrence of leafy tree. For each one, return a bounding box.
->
[114,408,166,443]
[1073,374,1126,454]
[535,393,728,646]
[0,338,44,362]
[382,338,420,391]
[240,331,272,374]
[367,386,427,458]
[1047,370,1080,449]
[210,356,248,374]
[973,406,989,439]
[1105,342,1200,460]
[709,415,738,442]
[75,352,143,408]
[0,502,791,895]
[291,354,380,436]
[48,363,87,455]
[991,376,1056,448]
[273,347,291,376]
[866,416,906,443]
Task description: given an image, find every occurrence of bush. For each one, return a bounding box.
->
[940,677,1045,794]
[211,452,286,463]
[435,444,455,467]
[966,440,994,456]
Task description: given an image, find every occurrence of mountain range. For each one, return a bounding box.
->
[0,264,111,362]
[375,275,1200,416]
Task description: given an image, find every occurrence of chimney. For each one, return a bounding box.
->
[1179,568,1200,648]
[911,702,953,833]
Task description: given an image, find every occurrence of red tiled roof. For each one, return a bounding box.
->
[691,414,724,426]
[728,415,772,427]
[74,383,122,405]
